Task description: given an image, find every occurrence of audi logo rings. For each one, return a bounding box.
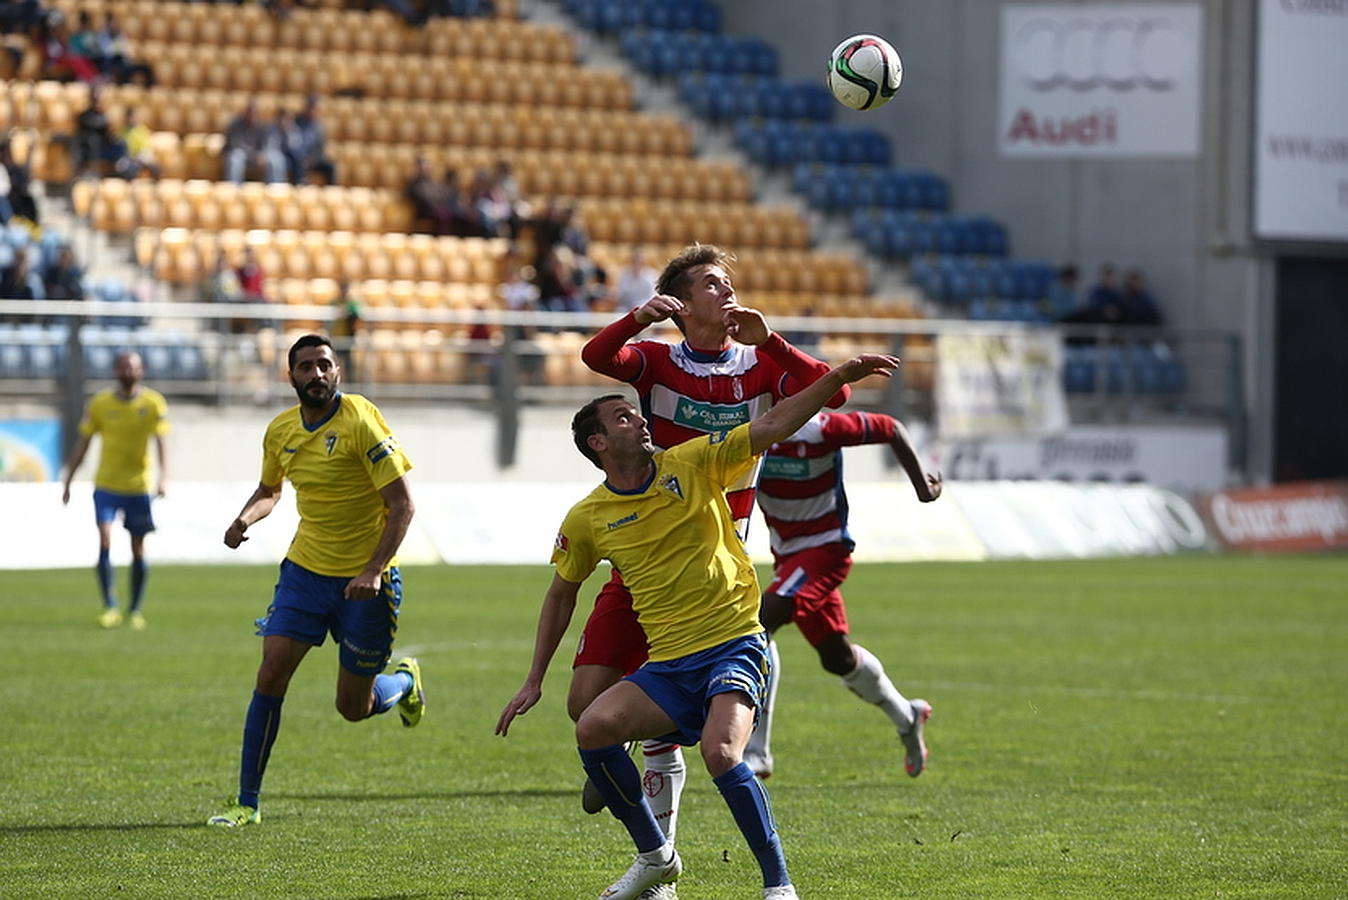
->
[1012,16,1190,92]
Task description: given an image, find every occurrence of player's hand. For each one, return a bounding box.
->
[344,569,382,601]
[156,480,167,499]
[633,294,685,326]
[224,517,249,549]
[724,305,770,345]
[495,683,542,736]
[836,353,902,383]
[916,470,943,502]
[61,484,71,505]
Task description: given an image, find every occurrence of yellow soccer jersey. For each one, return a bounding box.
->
[78,388,169,494]
[552,423,762,661]
[260,393,412,577]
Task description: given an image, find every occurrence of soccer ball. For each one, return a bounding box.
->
[826,34,903,111]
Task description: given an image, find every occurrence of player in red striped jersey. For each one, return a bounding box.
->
[745,410,942,780]
[572,244,848,874]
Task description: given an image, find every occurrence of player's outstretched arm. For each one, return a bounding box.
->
[888,417,943,502]
[223,481,283,548]
[750,354,901,456]
[581,297,682,381]
[345,476,415,600]
[496,573,583,737]
[60,433,92,505]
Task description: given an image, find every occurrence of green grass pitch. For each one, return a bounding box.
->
[1,556,1345,899]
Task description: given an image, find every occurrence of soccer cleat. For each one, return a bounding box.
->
[764,886,799,899]
[900,698,932,777]
[743,749,773,780]
[599,848,681,900]
[206,801,260,828]
[637,884,679,900]
[394,657,425,728]
[128,611,147,631]
[97,607,123,629]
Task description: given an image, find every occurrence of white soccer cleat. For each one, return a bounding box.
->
[599,847,681,900]
[743,749,774,780]
[764,886,799,899]
[900,698,932,777]
[637,884,679,899]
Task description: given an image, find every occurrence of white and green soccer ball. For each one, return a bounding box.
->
[826,33,903,111]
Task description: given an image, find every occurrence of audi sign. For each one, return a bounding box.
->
[999,4,1203,157]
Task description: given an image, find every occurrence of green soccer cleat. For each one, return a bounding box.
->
[206,802,260,828]
[97,607,123,629]
[394,657,425,728]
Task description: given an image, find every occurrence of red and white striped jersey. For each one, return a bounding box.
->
[757,411,899,556]
[582,311,844,540]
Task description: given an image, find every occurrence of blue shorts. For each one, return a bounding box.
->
[93,489,156,536]
[626,632,770,747]
[254,559,402,677]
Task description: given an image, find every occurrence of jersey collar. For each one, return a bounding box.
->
[604,461,658,496]
[680,341,734,364]
[301,391,343,432]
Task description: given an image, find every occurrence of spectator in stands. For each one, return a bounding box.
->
[97,12,154,86]
[1,248,46,319]
[470,168,512,239]
[223,100,286,184]
[200,250,243,334]
[1116,268,1162,326]
[69,10,99,61]
[614,248,658,314]
[536,245,578,314]
[116,107,160,179]
[1045,264,1080,322]
[405,156,458,236]
[0,0,45,36]
[0,156,11,224]
[572,262,610,313]
[559,203,589,256]
[1060,263,1121,325]
[70,84,129,178]
[1,138,37,224]
[293,95,336,186]
[36,12,99,83]
[491,159,530,240]
[43,244,84,301]
[272,109,307,186]
[500,263,539,312]
[234,246,276,332]
[465,305,496,382]
[330,279,363,380]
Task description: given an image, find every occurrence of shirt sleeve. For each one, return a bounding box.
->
[815,411,898,450]
[259,422,283,487]
[359,402,413,490]
[152,393,170,435]
[77,397,99,437]
[580,311,648,384]
[757,332,851,408]
[550,505,599,584]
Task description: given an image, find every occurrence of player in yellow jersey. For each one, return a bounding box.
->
[206,334,424,828]
[497,352,902,900]
[61,351,169,631]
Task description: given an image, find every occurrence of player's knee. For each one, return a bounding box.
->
[817,636,855,676]
[335,695,370,722]
[700,740,740,778]
[574,710,619,749]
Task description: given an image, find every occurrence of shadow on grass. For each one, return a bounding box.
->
[269,787,579,803]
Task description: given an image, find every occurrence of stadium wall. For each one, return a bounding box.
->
[727,0,1274,477]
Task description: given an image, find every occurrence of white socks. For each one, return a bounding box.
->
[642,740,686,842]
[842,643,914,732]
[744,636,781,767]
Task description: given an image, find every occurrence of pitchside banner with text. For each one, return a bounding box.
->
[999,3,1203,157]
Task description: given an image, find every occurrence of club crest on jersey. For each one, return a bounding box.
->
[324,432,338,456]
[658,473,684,499]
[733,378,744,401]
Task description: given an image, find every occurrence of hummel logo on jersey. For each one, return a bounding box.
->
[659,473,684,498]
[606,512,639,530]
